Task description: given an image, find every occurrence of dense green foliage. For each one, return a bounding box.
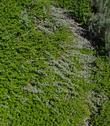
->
[56,0,91,24]
[90,56,110,126]
[0,0,110,126]
[0,0,91,125]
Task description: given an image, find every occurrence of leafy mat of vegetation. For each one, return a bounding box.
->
[0,0,110,126]
[90,56,110,126]
[0,0,91,125]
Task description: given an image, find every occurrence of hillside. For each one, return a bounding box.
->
[0,0,110,126]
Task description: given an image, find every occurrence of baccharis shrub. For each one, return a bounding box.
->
[90,0,110,55]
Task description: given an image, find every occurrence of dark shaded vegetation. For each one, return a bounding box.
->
[89,0,110,56]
